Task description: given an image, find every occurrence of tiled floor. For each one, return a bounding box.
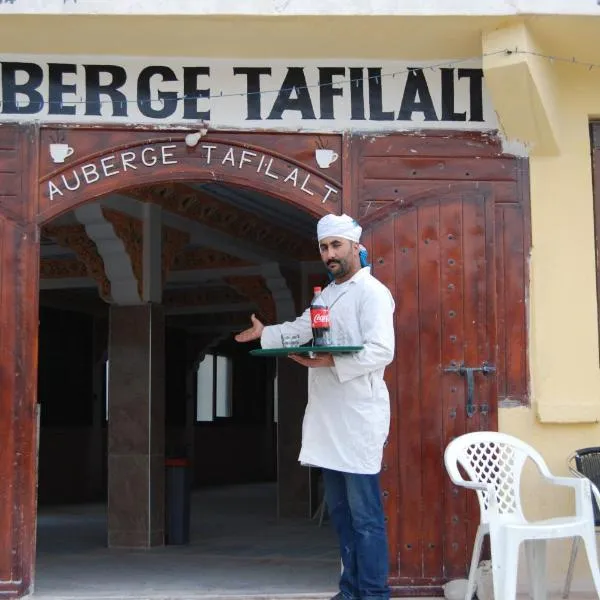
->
[31,483,600,599]
[34,483,340,599]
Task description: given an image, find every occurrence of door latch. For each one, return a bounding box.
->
[443,362,496,418]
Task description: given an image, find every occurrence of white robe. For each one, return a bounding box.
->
[261,267,395,474]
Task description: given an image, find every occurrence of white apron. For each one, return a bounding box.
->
[261,267,395,474]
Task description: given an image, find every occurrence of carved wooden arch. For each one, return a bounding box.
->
[36,127,343,225]
[360,181,493,230]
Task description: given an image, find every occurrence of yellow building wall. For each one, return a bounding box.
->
[1,10,600,593]
[489,41,600,589]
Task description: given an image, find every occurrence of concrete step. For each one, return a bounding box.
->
[29,596,439,600]
[28,595,443,600]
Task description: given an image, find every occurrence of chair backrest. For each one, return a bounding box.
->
[570,447,600,525]
[444,432,551,524]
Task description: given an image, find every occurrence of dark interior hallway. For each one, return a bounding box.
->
[35,483,338,598]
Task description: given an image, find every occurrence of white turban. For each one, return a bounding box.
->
[317,213,362,243]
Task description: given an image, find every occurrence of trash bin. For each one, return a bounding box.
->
[165,457,191,545]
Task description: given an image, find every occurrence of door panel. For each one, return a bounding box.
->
[361,217,400,572]
[0,214,39,597]
[440,200,470,578]
[364,184,497,585]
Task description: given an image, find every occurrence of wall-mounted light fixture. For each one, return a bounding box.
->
[185,122,209,147]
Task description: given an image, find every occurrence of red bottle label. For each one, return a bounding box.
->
[311,308,330,328]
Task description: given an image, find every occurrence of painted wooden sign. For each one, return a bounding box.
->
[0,55,497,130]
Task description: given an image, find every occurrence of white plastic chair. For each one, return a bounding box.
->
[444,431,600,600]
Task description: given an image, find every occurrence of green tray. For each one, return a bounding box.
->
[250,345,363,357]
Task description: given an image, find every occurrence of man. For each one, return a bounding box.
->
[235,213,395,600]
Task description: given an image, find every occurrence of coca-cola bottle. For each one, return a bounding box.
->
[310,286,332,346]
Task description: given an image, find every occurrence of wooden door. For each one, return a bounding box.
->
[361,182,497,594]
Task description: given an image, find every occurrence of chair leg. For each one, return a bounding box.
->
[464,526,485,600]
[499,536,521,600]
[489,529,507,600]
[581,527,600,599]
[563,537,581,599]
[525,539,547,600]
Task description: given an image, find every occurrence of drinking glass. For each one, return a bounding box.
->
[332,330,350,347]
[281,333,300,348]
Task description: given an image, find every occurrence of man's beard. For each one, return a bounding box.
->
[327,259,349,279]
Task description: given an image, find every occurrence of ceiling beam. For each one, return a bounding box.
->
[187,325,245,334]
[40,290,109,317]
[40,245,78,258]
[126,182,316,261]
[100,194,291,265]
[40,277,98,290]
[261,263,296,321]
[165,302,256,316]
[38,261,314,291]
[196,183,315,238]
[167,265,263,284]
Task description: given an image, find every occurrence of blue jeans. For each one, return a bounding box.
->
[322,468,390,600]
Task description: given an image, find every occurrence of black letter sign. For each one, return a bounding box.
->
[183,67,210,120]
[398,68,438,121]
[368,68,394,121]
[267,67,316,120]
[441,68,466,121]
[319,67,345,120]
[84,65,127,117]
[48,63,77,116]
[1,62,43,114]
[458,68,484,122]
[137,66,178,119]
[233,67,271,120]
[349,67,365,120]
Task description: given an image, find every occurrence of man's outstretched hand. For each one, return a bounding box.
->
[234,314,265,343]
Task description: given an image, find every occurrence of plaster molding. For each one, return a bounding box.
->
[162,227,190,289]
[40,258,88,279]
[170,247,250,272]
[163,285,248,309]
[80,205,143,304]
[482,22,560,155]
[42,222,111,301]
[224,274,278,324]
[106,193,292,265]
[125,183,315,261]
[260,263,297,321]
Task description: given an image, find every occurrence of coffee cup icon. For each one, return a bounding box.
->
[315,148,339,169]
[49,143,74,164]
